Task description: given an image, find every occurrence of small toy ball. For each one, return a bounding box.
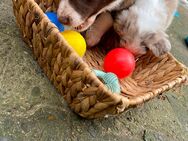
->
[61,30,86,57]
[185,36,188,47]
[104,48,135,79]
[45,12,64,32]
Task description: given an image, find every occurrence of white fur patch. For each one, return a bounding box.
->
[132,0,168,33]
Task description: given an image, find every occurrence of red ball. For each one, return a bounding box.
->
[104,48,135,79]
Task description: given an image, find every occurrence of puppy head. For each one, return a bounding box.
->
[57,0,123,32]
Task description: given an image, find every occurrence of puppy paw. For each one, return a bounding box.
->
[142,31,171,57]
[85,29,101,47]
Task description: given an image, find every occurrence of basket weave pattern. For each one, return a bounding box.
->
[12,0,188,118]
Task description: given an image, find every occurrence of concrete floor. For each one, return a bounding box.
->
[0,1,188,141]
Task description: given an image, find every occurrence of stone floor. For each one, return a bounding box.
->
[0,1,188,141]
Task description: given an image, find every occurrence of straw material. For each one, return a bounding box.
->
[12,0,188,118]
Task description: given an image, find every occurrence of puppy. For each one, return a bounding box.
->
[114,0,178,56]
[57,0,178,57]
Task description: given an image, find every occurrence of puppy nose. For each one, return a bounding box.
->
[58,16,71,25]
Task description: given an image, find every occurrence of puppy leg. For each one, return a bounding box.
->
[85,12,113,47]
[142,31,171,57]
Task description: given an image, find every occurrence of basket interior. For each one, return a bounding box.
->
[34,0,186,102]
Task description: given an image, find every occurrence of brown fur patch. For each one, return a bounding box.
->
[69,0,115,19]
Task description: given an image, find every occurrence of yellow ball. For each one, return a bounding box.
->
[61,30,86,57]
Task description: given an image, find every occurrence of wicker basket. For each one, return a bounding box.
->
[12,0,188,119]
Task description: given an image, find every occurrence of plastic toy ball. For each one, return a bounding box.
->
[45,12,64,32]
[61,30,86,57]
[104,48,135,79]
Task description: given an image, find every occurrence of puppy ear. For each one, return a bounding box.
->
[142,31,171,57]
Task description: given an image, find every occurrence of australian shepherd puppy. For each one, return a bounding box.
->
[57,0,178,57]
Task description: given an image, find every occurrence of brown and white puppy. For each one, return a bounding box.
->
[57,0,178,57]
[57,0,125,32]
[114,0,178,56]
